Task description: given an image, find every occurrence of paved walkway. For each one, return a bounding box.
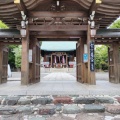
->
[2,72,120,95]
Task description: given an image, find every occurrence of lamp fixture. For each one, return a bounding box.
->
[91,29,96,37]
[20,29,26,38]
[21,21,26,28]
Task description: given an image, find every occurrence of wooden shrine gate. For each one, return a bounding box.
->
[0,0,120,85]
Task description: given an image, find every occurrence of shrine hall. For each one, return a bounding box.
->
[41,42,76,68]
[0,0,120,85]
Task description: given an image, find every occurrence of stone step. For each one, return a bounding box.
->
[0,95,119,120]
[50,68,69,72]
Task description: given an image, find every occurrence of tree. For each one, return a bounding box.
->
[8,45,18,69]
[95,45,108,70]
[0,20,8,29]
[13,46,22,69]
[110,19,120,28]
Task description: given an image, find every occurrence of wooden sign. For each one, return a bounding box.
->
[90,41,95,71]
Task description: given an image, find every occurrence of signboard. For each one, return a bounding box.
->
[29,50,32,62]
[90,41,95,71]
[83,53,88,63]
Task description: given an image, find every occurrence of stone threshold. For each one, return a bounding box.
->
[0,95,119,119]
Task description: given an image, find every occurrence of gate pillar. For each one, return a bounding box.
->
[21,28,30,85]
[0,44,8,84]
[29,38,41,84]
[76,38,86,83]
[87,25,96,85]
[108,42,120,83]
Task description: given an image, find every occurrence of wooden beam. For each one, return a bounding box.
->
[38,38,78,41]
[89,0,102,15]
[95,42,112,45]
[0,42,21,45]
[1,0,14,2]
[29,25,88,31]
[29,11,88,18]
[30,31,86,38]
[14,0,28,16]
[102,0,120,3]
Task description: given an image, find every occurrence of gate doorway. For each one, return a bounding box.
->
[0,37,120,85]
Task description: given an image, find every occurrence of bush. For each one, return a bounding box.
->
[13,46,22,69]
[95,45,108,70]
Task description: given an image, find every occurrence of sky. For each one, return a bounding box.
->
[41,41,77,51]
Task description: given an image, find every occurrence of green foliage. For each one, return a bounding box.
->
[110,19,120,28]
[13,46,22,69]
[8,45,17,69]
[0,20,8,29]
[8,45,22,69]
[95,45,108,70]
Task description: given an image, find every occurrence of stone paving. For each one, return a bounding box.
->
[3,72,120,95]
[0,95,120,120]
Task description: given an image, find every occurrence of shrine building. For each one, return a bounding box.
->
[41,42,76,68]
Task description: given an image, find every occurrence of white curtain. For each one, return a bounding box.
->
[62,56,65,64]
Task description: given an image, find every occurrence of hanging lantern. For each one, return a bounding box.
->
[20,29,26,37]
[91,29,96,37]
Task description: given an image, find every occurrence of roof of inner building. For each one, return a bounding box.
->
[41,41,77,51]
[0,0,120,29]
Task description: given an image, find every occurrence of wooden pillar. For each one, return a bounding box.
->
[76,43,78,81]
[119,44,120,83]
[109,42,119,83]
[87,25,96,85]
[51,54,52,67]
[113,42,119,83]
[29,38,36,83]
[76,41,78,81]
[29,38,41,84]
[0,44,3,84]
[0,44,8,84]
[21,28,30,85]
[76,38,84,83]
[66,54,68,67]
[36,41,41,82]
[44,55,47,62]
